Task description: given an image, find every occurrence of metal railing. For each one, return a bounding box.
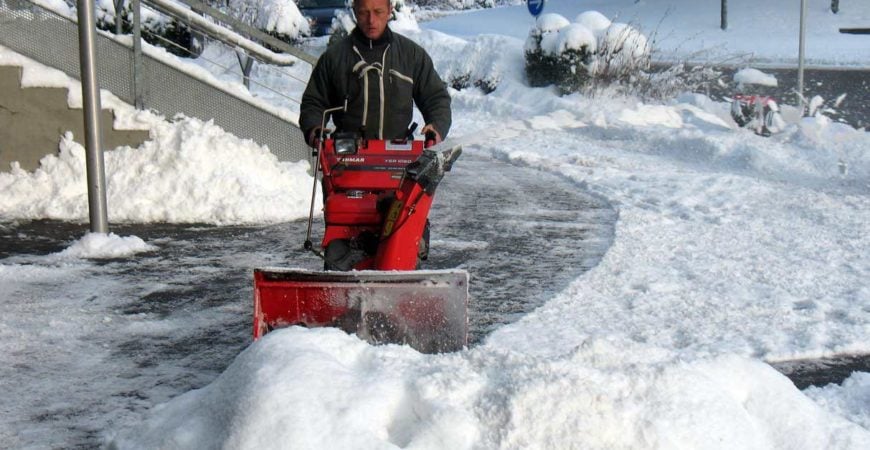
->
[146,0,317,66]
[0,0,315,162]
[123,0,314,105]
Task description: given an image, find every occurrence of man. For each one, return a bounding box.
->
[299,0,452,146]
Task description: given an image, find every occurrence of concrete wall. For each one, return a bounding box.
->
[0,65,149,172]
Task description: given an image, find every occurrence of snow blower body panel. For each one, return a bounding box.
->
[253,135,468,353]
[253,268,468,353]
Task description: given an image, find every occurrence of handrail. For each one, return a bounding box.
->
[141,0,317,67]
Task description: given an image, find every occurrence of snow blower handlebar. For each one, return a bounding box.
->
[405,141,462,195]
[305,103,346,254]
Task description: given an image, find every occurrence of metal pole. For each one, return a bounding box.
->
[236,51,254,90]
[132,0,144,109]
[77,0,109,233]
[721,0,728,30]
[113,0,124,34]
[797,0,807,113]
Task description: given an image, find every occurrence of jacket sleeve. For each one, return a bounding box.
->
[413,49,452,139]
[299,54,336,141]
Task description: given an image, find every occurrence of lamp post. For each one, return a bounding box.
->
[797,0,807,113]
[77,0,109,233]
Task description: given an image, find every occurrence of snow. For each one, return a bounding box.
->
[574,10,611,34]
[535,12,570,34]
[53,232,157,259]
[1,0,869,448]
[806,372,870,430]
[550,23,597,55]
[734,67,779,87]
[108,329,870,449]
[426,0,870,67]
[236,0,310,36]
[0,124,316,224]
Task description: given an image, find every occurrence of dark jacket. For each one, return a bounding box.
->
[299,27,452,141]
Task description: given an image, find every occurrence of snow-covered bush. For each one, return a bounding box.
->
[326,6,355,46]
[225,0,310,46]
[524,14,589,90]
[640,64,723,100]
[440,34,508,94]
[524,10,651,94]
[76,0,310,57]
[82,0,202,57]
[597,22,650,79]
[414,0,494,11]
[807,93,848,120]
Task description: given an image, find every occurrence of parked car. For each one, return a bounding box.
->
[298,0,349,36]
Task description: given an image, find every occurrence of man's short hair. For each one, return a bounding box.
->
[353,0,393,10]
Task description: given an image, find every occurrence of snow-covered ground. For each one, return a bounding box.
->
[1,0,869,448]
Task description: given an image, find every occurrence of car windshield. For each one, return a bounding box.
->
[297,0,346,9]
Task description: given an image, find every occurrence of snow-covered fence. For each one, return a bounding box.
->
[0,0,312,162]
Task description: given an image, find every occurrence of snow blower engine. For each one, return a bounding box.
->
[253,108,467,354]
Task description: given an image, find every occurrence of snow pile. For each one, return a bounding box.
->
[733,67,779,88]
[228,0,310,37]
[109,328,870,449]
[30,0,73,17]
[574,10,610,34]
[805,372,870,430]
[391,0,420,33]
[53,232,157,259]
[0,116,317,224]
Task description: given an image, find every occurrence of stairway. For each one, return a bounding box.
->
[0,0,309,170]
[0,64,149,172]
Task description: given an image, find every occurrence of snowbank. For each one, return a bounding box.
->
[109,328,870,449]
[0,116,316,224]
[53,232,157,259]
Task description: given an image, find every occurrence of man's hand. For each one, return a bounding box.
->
[307,127,332,148]
[421,124,442,144]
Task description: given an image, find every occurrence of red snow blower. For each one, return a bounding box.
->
[253,112,467,353]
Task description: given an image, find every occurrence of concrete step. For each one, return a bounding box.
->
[0,64,150,172]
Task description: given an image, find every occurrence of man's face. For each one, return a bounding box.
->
[354,0,392,40]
